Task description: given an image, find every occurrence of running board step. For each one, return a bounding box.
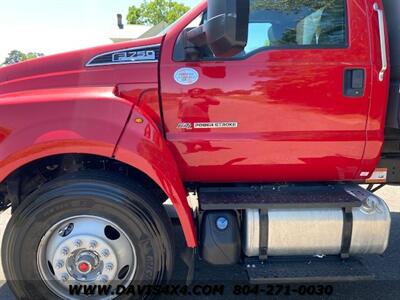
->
[198,184,368,210]
[245,257,374,284]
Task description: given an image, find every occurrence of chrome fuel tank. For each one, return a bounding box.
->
[243,194,391,257]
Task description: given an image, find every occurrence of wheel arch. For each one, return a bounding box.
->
[1,152,165,201]
[0,89,197,247]
[1,151,197,248]
[113,106,197,248]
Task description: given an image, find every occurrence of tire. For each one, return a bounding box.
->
[2,171,175,299]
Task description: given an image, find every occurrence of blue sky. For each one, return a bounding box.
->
[0,0,201,62]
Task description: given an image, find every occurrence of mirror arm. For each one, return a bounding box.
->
[182,29,204,61]
[186,25,208,47]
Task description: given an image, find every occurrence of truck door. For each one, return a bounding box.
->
[160,0,372,183]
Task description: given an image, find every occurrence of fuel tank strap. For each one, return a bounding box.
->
[340,207,354,259]
[259,209,269,261]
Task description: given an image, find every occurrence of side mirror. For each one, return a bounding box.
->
[187,0,249,58]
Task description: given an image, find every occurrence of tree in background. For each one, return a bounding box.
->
[127,0,189,25]
[3,50,44,65]
[251,0,335,11]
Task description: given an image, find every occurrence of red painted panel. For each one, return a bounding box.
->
[0,84,197,247]
[0,36,162,95]
[0,36,197,247]
[116,84,163,128]
[358,0,391,178]
[160,0,377,183]
[0,87,132,182]
[114,106,197,247]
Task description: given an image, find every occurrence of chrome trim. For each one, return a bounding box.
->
[86,44,161,67]
[373,3,388,82]
[243,209,260,257]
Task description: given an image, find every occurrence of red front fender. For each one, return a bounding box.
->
[0,86,196,248]
[0,87,132,180]
[114,106,197,247]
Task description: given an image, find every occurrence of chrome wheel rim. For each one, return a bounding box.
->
[37,215,137,299]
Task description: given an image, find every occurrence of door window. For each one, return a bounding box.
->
[243,0,347,56]
[174,0,347,60]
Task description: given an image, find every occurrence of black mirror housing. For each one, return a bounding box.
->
[188,0,249,58]
[206,0,249,57]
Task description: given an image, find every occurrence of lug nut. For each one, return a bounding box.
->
[56,260,64,269]
[89,240,98,249]
[61,273,69,282]
[99,275,108,284]
[105,263,114,271]
[61,247,69,256]
[101,249,110,257]
[74,239,82,248]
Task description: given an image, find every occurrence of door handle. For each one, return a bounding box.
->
[373,3,388,82]
[344,69,365,97]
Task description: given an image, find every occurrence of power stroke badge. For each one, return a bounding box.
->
[177,122,238,129]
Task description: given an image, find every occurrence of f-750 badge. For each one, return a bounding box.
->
[112,50,156,62]
[86,44,160,67]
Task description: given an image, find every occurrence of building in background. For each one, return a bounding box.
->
[109,14,168,43]
[1,14,168,65]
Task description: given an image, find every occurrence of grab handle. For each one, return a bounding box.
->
[373,3,388,82]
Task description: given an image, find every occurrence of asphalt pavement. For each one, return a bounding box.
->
[0,185,399,299]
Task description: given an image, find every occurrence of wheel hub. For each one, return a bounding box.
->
[37,215,137,299]
[52,234,118,284]
[78,261,90,273]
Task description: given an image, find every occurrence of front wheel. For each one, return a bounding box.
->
[2,172,175,299]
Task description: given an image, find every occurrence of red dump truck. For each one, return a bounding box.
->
[0,0,399,298]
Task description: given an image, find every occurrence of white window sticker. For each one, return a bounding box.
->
[174,68,199,85]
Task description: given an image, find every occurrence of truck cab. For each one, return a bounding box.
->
[0,0,398,299]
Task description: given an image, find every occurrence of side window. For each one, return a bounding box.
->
[173,12,209,61]
[243,0,347,55]
[173,0,346,61]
